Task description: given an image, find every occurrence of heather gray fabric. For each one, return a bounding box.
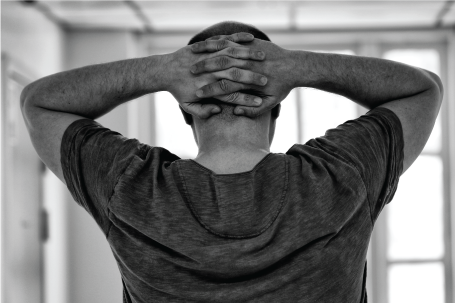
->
[61,107,403,303]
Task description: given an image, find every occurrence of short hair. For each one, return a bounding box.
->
[180,21,278,125]
[188,21,271,45]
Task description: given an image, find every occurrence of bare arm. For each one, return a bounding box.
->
[21,56,166,120]
[292,50,442,111]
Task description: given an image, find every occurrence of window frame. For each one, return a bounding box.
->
[375,42,450,303]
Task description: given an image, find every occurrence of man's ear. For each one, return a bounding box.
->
[179,106,193,125]
[271,103,281,119]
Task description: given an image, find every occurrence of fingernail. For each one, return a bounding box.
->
[261,77,267,85]
[254,97,262,105]
[191,43,199,50]
[196,90,203,97]
[212,107,220,113]
[246,33,254,39]
[237,109,244,115]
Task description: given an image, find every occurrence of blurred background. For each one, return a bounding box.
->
[1,0,455,302]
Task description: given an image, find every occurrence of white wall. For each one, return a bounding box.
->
[64,29,153,303]
[1,2,69,303]
[1,2,64,78]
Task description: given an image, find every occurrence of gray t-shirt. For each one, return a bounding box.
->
[61,107,403,303]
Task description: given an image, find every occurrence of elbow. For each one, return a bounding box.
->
[20,84,33,116]
[424,70,444,103]
[20,82,41,124]
[20,82,37,112]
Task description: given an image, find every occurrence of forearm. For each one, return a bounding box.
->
[292,50,440,109]
[21,54,168,119]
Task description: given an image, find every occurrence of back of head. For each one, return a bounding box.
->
[188,21,271,45]
[180,21,272,125]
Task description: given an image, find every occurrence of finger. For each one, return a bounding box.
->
[191,56,256,74]
[183,103,221,120]
[203,46,264,61]
[196,79,247,99]
[205,32,254,43]
[206,35,224,41]
[214,47,265,60]
[214,92,262,107]
[212,68,267,86]
[191,39,246,53]
[190,50,264,74]
[233,105,266,118]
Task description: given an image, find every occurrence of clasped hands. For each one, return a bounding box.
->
[164,32,296,119]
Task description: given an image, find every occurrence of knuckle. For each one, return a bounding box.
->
[230,68,242,81]
[218,79,230,92]
[225,92,240,103]
[204,84,215,94]
[226,35,235,42]
[244,94,251,102]
[227,47,237,56]
[217,40,228,51]
[216,56,230,68]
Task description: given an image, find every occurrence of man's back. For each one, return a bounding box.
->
[61,107,403,302]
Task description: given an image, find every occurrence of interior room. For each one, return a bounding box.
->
[2,1,455,302]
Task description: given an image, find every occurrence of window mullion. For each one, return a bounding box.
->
[358,41,388,303]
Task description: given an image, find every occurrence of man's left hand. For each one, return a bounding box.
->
[163,32,268,119]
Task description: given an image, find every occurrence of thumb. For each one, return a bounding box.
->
[184,103,221,120]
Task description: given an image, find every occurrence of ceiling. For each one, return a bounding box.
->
[23,0,455,32]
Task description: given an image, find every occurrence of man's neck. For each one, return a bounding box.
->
[193,145,270,174]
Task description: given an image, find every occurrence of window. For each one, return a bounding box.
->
[381,48,447,303]
[155,91,198,158]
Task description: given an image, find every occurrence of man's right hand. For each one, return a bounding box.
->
[190,38,298,118]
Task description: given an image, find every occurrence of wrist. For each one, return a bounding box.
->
[288,50,317,88]
[143,53,172,93]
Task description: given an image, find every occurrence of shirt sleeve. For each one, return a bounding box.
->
[298,107,404,223]
[60,119,151,234]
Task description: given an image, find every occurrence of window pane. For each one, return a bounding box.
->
[389,262,445,303]
[155,92,198,159]
[271,90,298,153]
[383,49,441,153]
[300,50,358,143]
[387,155,444,260]
[301,89,357,142]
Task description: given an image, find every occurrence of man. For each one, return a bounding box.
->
[21,21,442,302]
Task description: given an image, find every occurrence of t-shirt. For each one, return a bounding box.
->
[61,107,404,303]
